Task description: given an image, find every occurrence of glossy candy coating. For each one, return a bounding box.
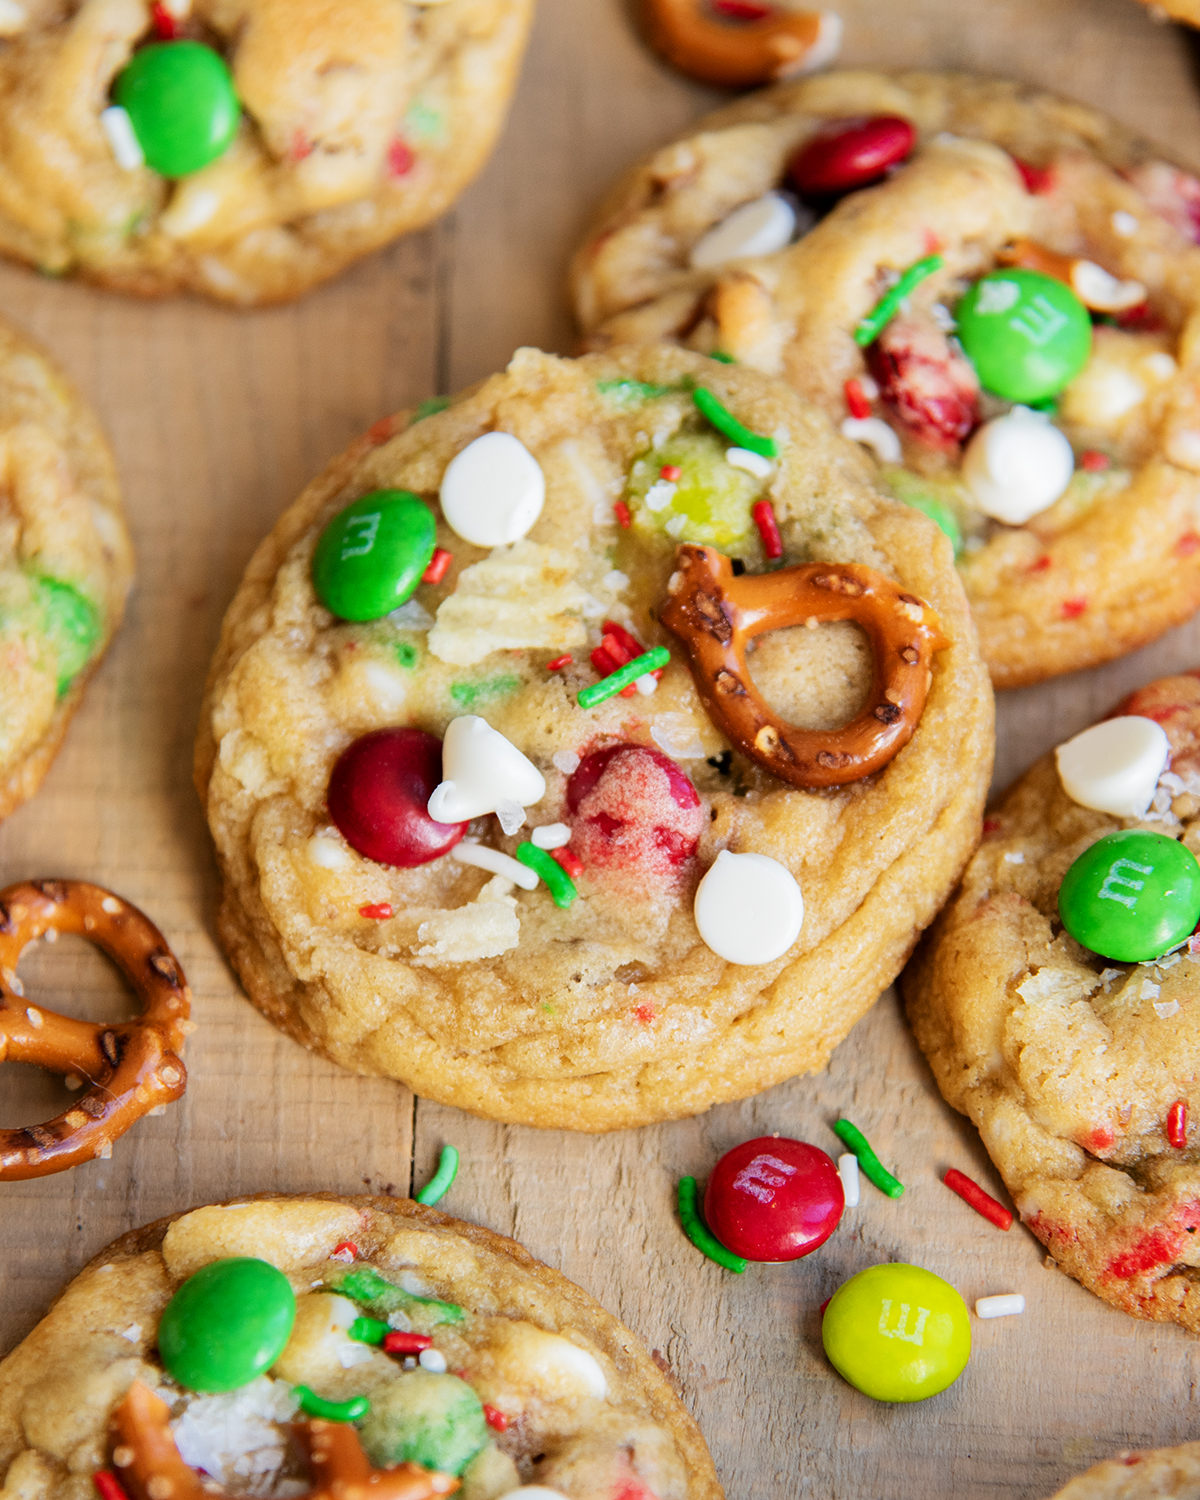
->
[822,1263,970,1402]
[158,1257,296,1392]
[956,269,1091,403]
[1058,829,1200,962]
[703,1137,843,1261]
[114,41,240,178]
[35,577,101,695]
[328,728,467,868]
[312,491,436,622]
[788,115,916,196]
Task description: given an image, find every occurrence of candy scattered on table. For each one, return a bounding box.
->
[677,1175,748,1273]
[961,408,1074,524]
[427,715,546,823]
[789,115,915,196]
[975,1294,1025,1320]
[113,41,240,178]
[415,1143,459,1205]
[837,1153,860,1207]
[955,269,1091,403]
[703,1137,843,1261]
[328,728,467,868]
[822,1263,970,1402]
[943,1168,1012,1231]
[689,191,798,268]
[158,1257,296,1392]
[312,491,437,622]
[1058,829,1200,963]
[693,850,803,964]
[831,1118,904,1198]
[1055,716,1170,818]
[439,432,545,547]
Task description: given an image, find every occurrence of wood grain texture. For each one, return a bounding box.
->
[4,0,1200,1496]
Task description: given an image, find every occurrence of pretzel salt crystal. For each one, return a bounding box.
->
[641,0,838,88]
[660,546,948,788]
[110,1382,458,1500]
[0,881,190,1181]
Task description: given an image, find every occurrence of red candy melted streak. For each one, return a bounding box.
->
[566,745,703,883]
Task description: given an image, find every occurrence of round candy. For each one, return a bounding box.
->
[439,432,545,548]
[787,115,916,197]
[328,728,468,868]
[955,269,1092,404]
[114,41,240,179]
[822,1263,970,1402]
[693,850,803,965]
[1058,829,1200,962]
[1056,716,1171,818]
[312,490,437,622]
[690,192,797,270]
[703,1137,843,1261]
[961,409,1075,524]
[158,1257,296,1393]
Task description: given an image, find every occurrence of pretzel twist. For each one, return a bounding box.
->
[660,546,949,788]
[641,0,835,88]
[110,1382,458,1500]
[0,881,190,1181]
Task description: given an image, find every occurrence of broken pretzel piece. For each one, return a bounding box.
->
[998,239,1146,313]
[641,0,841,88]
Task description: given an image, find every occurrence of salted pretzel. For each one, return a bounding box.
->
[661,545,948,789]
[108,1382,458,1500]
[0,881,190,1181]
[641,0,839,88]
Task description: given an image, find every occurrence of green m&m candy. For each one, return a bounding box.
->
[822,1263,970,1403]
[1058,829,1200,962]
[956,269,1092,404]
[158,1257,296,1392]
[114,42,240,178]
[312,490,437,622]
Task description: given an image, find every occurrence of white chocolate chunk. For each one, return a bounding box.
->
[412,895,520,963]
[1055,716,1170,817]
[1070,260,1145,312]
[428,715,546,822]
[839,416,901,464]
[694,850,803,965]
[975,1294,1025,1319]
[689,192,797,269]
[440,432,545,548]
[962,409,1074,524]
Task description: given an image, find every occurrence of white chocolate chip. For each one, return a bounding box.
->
[1055,716,1170,817]
[975,1294,1024,1319]
[962,409,1074,524]
[694,850,803,965]
[689,192,797,269]
[451,840,539,890]
[840,416,902,464]
[428,716,546,823]
[440,432,545,547]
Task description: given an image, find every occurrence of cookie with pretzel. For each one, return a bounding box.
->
[195,344,991,1130]
[0,0,534,306]
[0,1193,722,1500]
[905,669,1200,1332]
[571,71,1200,688]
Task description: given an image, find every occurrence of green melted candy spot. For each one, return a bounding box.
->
[359,1372,488,1477]
[626,430,762,551]
[35,578,102,696]
[449,674,521,709]
[880,469,964,556]
[595,378,674,407]
[332,1264,465,1329]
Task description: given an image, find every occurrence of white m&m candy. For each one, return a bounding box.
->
[427,715,546,823]
[694,850,803,965]
[962,408,1075,525]
[1055,716,1170,818]
[440,431,545,547]
[689,192,798,270]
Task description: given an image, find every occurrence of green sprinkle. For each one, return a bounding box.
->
[395,642,419,669]
[450,674,521,708]
[709,351,736,363]
[577,646,669,709]
[294,1387,370,1422]
[415,1144,459,1206]
[335,1266,464,1325]
[516,843,578,908]
[832,1118,905,1199]
[677,1177,747,1273]
[854,254,945,347]
[692,387,778,459]
[595,378,673,406]
[413,395,452,423]
[348,1315,388,1345]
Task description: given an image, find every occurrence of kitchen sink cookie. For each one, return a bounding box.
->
[195,345,991,1131]
[906,669,1200,1331]
[570,71,1200,688]
[0,0,534,306]
[1048,1442,1200,1500]
[0,1192,722,1500]
[0,316,132,821]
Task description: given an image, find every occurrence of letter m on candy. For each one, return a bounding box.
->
[1097,857,1153,910]
[877,1299,929,1345]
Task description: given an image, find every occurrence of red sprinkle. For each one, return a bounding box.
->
[712,0,773,16]
[1062,598,1088,619]
[552,846,583,878]
[1169,1100,1189,1149]
[818,1297,831,1316]
[752,500,783,560]
[367,416,398,445]
[982,817,1001,834]
[943,1168,1013,1231]
[844,378,872,420]
[1014,158,1053,195]
[94,1475,130,1500]
[614,500,632,529]
[1179,532,1200,557]
[384,1331,434,1354]
[1027,555,1053,574]
[1080,450,1111,473]
[633,1003,656,1024]
[387,140,416,179]
[659,464,683,482]
[483,1405,509,1433]
[150,2,179,37]
[330,1240,359,1261]
[422,548,452,585]
[358,904,393,921]
[289,130,314,163]
[546,654,573,672]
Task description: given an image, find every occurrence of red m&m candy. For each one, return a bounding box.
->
[788,115,916,197]
[704,1137,843,1261]
[328,728,466,868]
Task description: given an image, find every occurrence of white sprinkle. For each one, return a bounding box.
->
[725,447,774,479]
[552,750,580,775]
[25,1006,41,1028]
[1141,979,1162,999]
[644,479,676,513]
[1155,999,1182,1018]
[857,373,879,399]
[975,1293,1025,1319]
[650,714,707,760]
[101,897,122,914]
[495,799,526,836]
[100,106,144,172]
[1112,210,1139,237]
[119,1323,142,1343]
[838,1153,860,1208]
[635,673,658,696]
[1003,851,1025,864]
[603,570,630,593]
[532,823,572,850]
[308,836,351,870]
[840,416,902,464]
[451,840,538,890]
[418,1348,448,1373]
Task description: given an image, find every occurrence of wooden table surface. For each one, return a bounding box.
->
[4,2,1200,1496]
